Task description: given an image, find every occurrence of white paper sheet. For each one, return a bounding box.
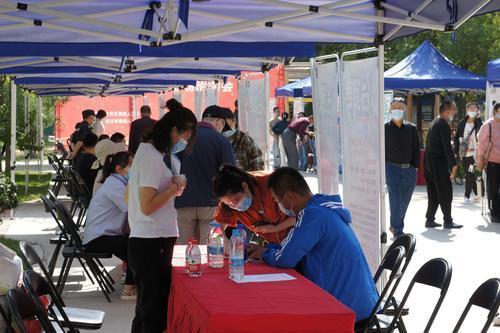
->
[232,273,296,284]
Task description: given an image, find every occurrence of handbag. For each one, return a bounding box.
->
[458,125,475,159]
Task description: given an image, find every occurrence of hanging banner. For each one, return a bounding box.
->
[311,61,339,194]
[194,88,204,120]
[292,98,304,117]
[341,57,382,274]
[237,79,249,132]
[205,88,218,107]
[246,78,268,155]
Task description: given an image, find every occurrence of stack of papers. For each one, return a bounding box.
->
[232,273,296,284]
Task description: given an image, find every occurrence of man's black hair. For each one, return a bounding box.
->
[140,105,151,115]
[110,132,126,143]
[83,132,98,148]
[96,109,107,119]
[439,100,455,114]
[267,167,311,198]
[98,134,110,141]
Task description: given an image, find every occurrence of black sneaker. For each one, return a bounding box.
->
[425,220,442,228]
[491,215,500,223]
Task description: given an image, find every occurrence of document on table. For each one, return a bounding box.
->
[232,273,296,284]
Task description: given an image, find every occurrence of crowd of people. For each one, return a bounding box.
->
[66,100,378,333]
[385,98,500,237]
[63,96,500,332]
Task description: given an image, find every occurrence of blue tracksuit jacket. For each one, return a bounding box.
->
[263,194,378,321]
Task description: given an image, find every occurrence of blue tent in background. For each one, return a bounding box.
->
[487,59,500,87]
[275,77,312,98]
[384,40,486,91]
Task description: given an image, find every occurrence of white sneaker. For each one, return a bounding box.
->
[463,196,471,204]
[494,315,500,326]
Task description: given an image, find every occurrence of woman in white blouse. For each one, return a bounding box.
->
[126,107,197,333]
[82,151,134,299]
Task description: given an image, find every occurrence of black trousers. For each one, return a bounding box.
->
[462,156,478,198]
[487,162,500,218]
[85,235,134,284]
[128,237,176,333]
[424,153,453,224]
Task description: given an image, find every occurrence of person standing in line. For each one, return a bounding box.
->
[93,109,107,137]
[278,112,290,167]
[126,107,196,333]
[222,110,264,172]
[282,114,314,170]
[233,100,239,129]
[385,98,420,237]
[477,102,500,223]
[454,102,483,203]
[269,107,281,169]
[175,106,235,245]
[128,105,157,155]
[424,101,462,229]
[161,98,183,113]
[296,112,308,171]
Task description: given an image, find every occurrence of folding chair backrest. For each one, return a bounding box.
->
[453,278,500,333]
[388,258,452,333]
[23,271,73,331]
[374,246,406,283]
[387,233,416,274]
[363,246,405,333]
[52,198,83,247]
[41,196,68,238]
[7,288,56,333]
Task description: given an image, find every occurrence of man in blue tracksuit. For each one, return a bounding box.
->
[257,167,378,331]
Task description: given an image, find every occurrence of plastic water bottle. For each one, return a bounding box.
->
[237,224,248,261]
[229,229,244,281]
[185,237,195,273]
[187,239,202,277]
[207,221,224,268]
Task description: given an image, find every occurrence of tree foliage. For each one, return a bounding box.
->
[317,12,500,74]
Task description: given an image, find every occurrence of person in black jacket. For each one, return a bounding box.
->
[424,101,462,229]
[128,105,157,155]
[454,102,483,202]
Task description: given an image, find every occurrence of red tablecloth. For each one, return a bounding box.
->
[167,246,355,333]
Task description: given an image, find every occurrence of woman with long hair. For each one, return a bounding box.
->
[126,107,197,333]
[82,151,135,299]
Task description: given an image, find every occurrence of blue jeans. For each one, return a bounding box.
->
[386,163,417,235]
[298,140,307,170]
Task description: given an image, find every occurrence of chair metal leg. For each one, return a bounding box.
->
[58,256,73,294]
[96,258,115,285]
[77,258,95,285]
[56,257,68,289]
[48,242,63,278]
[86,259,112,302]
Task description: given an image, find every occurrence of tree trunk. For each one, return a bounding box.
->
[5,145,10,176]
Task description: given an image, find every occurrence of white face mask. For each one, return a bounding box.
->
[495,113,500,120]
[467,111,477,118]
[391,109,404,121]
[449,114,454,122]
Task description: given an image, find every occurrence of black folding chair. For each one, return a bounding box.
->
[68,169,92,228]
[7,288,61,333]
[381,234,416,319]
[23,270,105,332]
[453,278,500,333]
[387,258,452,333]
[0,301,13,333]
[50,197,114,302]
[363,246,405,333]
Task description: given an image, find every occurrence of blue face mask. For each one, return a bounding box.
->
[222,129,236,137]
[278,193,295,217]
[391,109,404,121]
[233,194,252,212]
[172,138,187,154]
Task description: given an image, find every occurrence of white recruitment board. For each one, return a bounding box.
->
[311,61,339,194]
[194,88,204,120]
[237,79,249,132]
[341,57,382,274]
[205,88,218,107]
[246,78,268,155]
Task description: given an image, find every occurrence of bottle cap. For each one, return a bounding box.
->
[209,221,221,228]
[237,224,245,230]
[232,229,240,237]
[192,239,198,245]
[187,237,195,244]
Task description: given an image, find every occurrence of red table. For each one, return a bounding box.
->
[167,246,355,333]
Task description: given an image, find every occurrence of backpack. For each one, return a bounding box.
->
[272,120,289,136]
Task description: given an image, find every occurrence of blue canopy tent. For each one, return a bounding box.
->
[487,58,500,87]
[384,40,487,91]
[275,76,312,98]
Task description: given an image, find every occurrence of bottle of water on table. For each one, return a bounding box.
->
[237,224,248,262]
[185,237,195,273]
[229,229,244,281]
[208,221,224,268]
[187,239,202,277]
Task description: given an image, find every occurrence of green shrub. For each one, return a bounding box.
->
[0,172,18,216]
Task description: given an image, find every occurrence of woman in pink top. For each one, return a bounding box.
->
[477,103,500,223]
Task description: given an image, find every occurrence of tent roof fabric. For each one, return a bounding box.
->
[384,40,486,91]
[487,58,500,86]
[275,76,312,97]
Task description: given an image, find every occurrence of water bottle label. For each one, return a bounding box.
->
[230,257,244,268]
[189,257,201,273]
[208,245,224,255]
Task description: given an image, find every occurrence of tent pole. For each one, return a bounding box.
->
[10,80,16,183]
[454,0,492,30]
[37,96,44,173]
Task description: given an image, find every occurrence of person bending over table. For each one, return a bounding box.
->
[82,151,135,299]
[213,165,296,245]
[125,107,196,333]
[251,167,378,332]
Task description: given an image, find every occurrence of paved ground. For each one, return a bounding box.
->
[1,172,499,332]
